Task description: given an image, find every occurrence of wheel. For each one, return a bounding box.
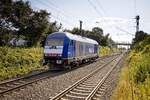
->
[68,66,72,70]
[48,63,53,68]
[63,65,72,70]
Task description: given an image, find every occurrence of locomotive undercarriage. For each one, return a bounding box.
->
[42,55,98,70]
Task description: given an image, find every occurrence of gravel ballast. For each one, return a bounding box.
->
[1,56,117,100]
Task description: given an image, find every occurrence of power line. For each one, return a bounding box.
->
[35,0,70,19]
[88,0,104,18]
[31,6,73,29]
[33,0,74,27]
[88,0,122,36]
[88,0,112,29]
[115,26,134,36]
[35,0,68,19]
[41,0,78,24]
[95,0,108,16]
[46,0,76,19]
[95,0,135,34]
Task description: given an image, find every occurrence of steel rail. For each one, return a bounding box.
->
[0,54,114,85]
[50,54,121,100]
[85,54,123,100]
[0,54,117,96]
[0,71,51,95]
[0,70,49,85]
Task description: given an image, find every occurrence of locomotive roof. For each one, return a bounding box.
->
[47,32,99,45]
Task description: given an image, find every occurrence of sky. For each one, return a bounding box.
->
[26,0,150,43]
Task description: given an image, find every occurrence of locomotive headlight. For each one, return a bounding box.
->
[45,53,48,56]
[56,60,62,64]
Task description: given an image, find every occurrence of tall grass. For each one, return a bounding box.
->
[112,45,150,100]
[99,46,119,56]
[0,47,46,80]
[0,46,118,81]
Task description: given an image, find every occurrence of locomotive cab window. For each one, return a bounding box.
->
[46,39,64,48]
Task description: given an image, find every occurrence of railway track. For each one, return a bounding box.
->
[0,70,52,96]
[50,54,123,100]
[0,54,119,97]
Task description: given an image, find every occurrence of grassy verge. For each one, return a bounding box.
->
[99,46,119,57]
[112,45,150,100]
[0,47,47,81]
[0,46,119,81]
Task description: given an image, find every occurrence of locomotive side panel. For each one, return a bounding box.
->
[75,41,80,58]
[68,40,75,58]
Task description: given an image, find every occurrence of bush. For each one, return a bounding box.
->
[99,46,119,56]
[133,35,150,52]
[0,47,46,80]
[112,40,150,100]
[129,49,150,83]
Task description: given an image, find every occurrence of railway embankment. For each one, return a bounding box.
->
[0,47,47,81]
[0,46,118,81]
[0,54,118,100]
[112,39,150,100]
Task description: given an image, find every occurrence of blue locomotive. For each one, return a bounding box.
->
[42,32,99,69]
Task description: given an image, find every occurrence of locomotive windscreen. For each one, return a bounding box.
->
[46,39,64,46]
[44,39,64,57]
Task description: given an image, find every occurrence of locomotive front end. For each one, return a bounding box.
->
[42,35,64,66]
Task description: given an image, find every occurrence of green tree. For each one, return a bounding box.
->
[0,0,61,47]
[22,10,50,46]
[0,0,16,45]
[92,27,103,36]
[70,27,81,35]
[64,26,113,46]
[90,27,110,46]
[132,31,148,45]
[133,35,150,52]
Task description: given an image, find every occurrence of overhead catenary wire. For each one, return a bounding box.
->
[88,0,135,37]
[88,0,104,17]
[36,0,68,19]
[95,0,108,16]
[88,0,109,25]
[115,26,134,36]
[47,0,95,32]
[45,0,76,19]
[31,4,72,26]
[87,0,116,33]
[32,0,75,28]
[88,0,132,36]
[31,0,136,37]
[88,0,128,38]
[35,0,70,19]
